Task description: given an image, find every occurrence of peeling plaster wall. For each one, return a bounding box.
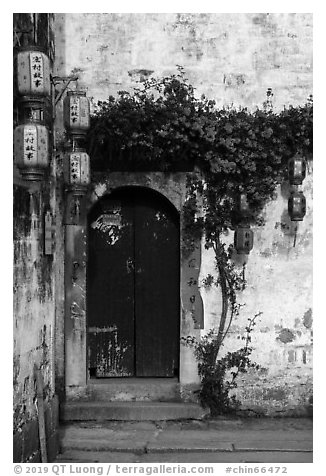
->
[13,14,63,462]
[200,170,313,415]
[14,187,51,427]
[13,165,64,462]
[55,13,312,111]
[13,182,59,460]
[54,13,313,413]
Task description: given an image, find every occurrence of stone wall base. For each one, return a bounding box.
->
[13,395,59,463]
[231,380,313,418]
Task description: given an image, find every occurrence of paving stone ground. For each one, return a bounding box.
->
[55,417,313,463]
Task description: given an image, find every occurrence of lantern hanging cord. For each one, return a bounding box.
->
[242,262,246,285]
[51,75,79,106]
[293,223,298,247]
[13,27,33,48]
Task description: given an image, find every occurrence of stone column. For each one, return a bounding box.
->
[64,193,88,397]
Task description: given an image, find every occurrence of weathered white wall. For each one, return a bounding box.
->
[13,179,59,457]
[55,13,312,111]
[13,190,55,427]
[54,13,313,414]
[200,170,313,415]
[13,13,63,461]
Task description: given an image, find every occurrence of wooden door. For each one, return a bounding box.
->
[87,188,180,378]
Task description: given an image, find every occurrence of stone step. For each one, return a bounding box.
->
[60,401,208,422]
[55,449,313,464]
[56,423,313,461]
[84,378,181,402]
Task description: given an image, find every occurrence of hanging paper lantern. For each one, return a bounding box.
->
[234,225,254,254]
[236,192,251,217]
[14,122,49,181]
[63,91,90,137]
[15,47,51,98]
[288,154,306,185]
[17,96,52,128]
[288,191,306,221]
[64,149,90,195]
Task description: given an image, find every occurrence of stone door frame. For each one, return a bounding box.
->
[64,172,203,399]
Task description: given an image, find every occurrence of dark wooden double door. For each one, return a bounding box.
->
[87,187,180,378]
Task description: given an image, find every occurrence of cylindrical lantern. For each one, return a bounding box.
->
[64,149,90,195]
[236,192,250,217]
[63,91,90,137]
[234,225,254,254]
[288,191,306,221]
[288,154,306,185]
[15,47,51,98]
[17,96,52,129]
[14,122,49,181]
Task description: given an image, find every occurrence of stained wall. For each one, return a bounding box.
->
[201,172,313,415]
[54,13,312,111]
[53,12,313,414]
[13,14,62,462]
[13,176,62,460]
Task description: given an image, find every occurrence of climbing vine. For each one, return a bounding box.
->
[87,66,313,413]
[182,312,262,415]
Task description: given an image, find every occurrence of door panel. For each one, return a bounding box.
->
[87,196,135,377]
[87,188,180,378]
[134,197,180,377]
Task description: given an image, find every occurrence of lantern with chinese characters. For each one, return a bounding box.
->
[15,47,51,99]
[234,225,254,254]
[63,91,90,137]
[288,191,306,221]
[14,122,49,181]
[288,154,306,185]
[64,149,90,195]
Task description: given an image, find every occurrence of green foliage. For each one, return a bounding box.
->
[182,313,262,415]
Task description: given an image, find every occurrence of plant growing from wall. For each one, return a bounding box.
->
[182,312,262,415]
[87,66,313,414]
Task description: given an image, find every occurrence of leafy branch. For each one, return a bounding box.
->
[182,312,262,415]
